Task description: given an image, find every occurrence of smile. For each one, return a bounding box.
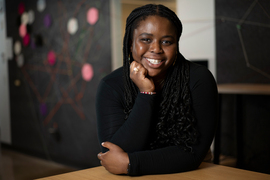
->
[146,58,162,65]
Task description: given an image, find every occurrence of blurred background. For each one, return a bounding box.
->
[0,0,269,179]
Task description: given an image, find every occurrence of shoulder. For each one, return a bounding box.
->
[188,60,212,79]
[98,67,124,94]
[187,60,217,92]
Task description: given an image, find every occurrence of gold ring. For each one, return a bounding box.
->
[134,67,138,72]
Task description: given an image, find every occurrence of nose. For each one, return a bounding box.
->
[150,40,163,54]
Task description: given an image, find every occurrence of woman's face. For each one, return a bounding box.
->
[131,15,178,79]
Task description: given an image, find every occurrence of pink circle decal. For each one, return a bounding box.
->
[82,63,94,81]
[23,33,30,46]
[87,7,99,25]
[47,51,56,66]
[19,24,27,37]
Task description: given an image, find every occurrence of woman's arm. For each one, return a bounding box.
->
[97,63,217,175]
[96,73,157,153]
[97,60,157,153]
[127,64,218,175]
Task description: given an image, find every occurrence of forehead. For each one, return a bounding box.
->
[134,15,176,36]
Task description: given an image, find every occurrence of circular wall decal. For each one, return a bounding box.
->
[14,41,22,55]
[28,10,35,24]
[87,7,99,25]
[44,14,52,28]
[47,50,56,66]
[16,54,24,67]
[21,12,29,25]
[23,33,30,46]
[67,17,78,35]
[82,63,94,81]
[18,2,25,15]
[19,24,27,37]
[37,0,46,12]
[40,103,47,116]
[14,79,21,87]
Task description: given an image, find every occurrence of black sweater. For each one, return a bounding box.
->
[96,60,218,175]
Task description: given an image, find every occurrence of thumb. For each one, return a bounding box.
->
[101,141,115,150]
[102,142,123,152]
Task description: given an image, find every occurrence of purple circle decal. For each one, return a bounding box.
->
[44,14,52,28]
[40,103,47,116]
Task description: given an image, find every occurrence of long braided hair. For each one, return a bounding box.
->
[123,4,198,152]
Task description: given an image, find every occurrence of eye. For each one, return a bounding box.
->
[162,40,172,45]
[140,38,151,43]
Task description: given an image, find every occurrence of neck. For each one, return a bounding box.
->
[152,76,166,93]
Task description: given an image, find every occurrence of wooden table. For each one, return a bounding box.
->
[217,84,270,95]
[214,83,270,166]
[36,162,270,180]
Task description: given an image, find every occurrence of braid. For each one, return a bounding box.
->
[123,4,198,151]
[151,56,198,151]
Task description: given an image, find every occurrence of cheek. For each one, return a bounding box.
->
[132,42,145,60]
[166,46,177,58]
[133,43,144,53]
[131,46,139,62]
[131,43,138,55]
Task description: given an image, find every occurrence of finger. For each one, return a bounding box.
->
[131,61,145,70]
[131,60,139,66]
[133,65,147,79]
[139,65,147,76]
[131,63,147,75]
[130,61,137,70]
[130,62,139,73]
[97,153,102,160]
[137,64,148,74]
[101,141,115,150]
[102,142,122,152]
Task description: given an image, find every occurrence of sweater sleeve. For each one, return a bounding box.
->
[127,64,218,175]
[96,78,158,153]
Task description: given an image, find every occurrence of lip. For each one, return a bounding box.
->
[144,57,165,68]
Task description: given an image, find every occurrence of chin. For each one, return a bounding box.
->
[147,71,159,78]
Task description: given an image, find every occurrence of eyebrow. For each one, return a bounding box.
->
[139,33,153,37]
[139,33,175,39]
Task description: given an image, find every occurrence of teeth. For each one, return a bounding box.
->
[147,58,161,64]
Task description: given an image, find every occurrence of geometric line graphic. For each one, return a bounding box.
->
[236,0,270,80]
[14,0,108,127]
[217,0,270,80]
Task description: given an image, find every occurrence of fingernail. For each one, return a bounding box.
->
[101,142,104,146]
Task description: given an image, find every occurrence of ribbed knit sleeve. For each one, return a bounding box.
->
[96,63,218,175]
[96,68,158,153]
[127,63,218,175]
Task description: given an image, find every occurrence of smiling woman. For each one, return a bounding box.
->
[131,15,177,81]
[96,4,218,176]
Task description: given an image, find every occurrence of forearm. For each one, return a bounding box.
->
[126,65,218,176]
[127,146,204,176]
[96,80,158,153]
[109,93,157,152]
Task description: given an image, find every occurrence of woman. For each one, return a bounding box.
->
[96,4,217,175]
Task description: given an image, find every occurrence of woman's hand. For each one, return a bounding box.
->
[130,61,155,92]
[97,142,129,175]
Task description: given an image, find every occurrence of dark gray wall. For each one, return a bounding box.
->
[216,0,270,174]
[216,0,270,83]
[6,0,111,168]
